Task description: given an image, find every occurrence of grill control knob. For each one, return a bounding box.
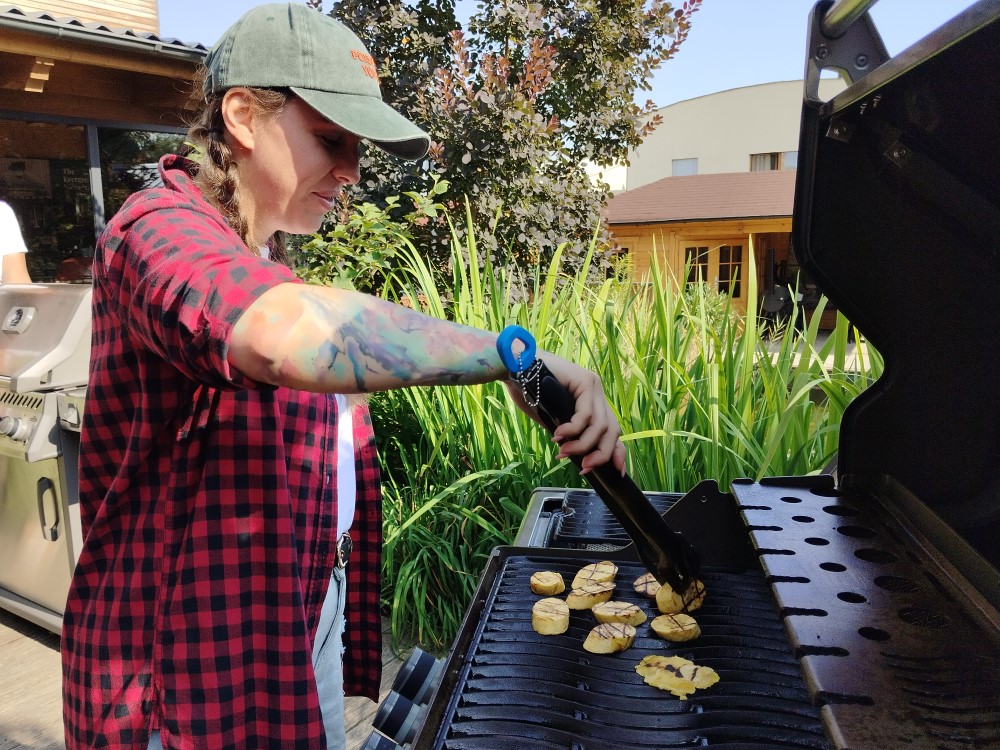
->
[0,416,30,441]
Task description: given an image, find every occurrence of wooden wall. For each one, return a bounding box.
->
[608,218,791,314]
[11,0,159,35]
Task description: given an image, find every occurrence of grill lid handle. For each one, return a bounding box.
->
[498,325,701,591]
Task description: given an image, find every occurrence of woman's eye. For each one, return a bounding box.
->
[321,135,342,149]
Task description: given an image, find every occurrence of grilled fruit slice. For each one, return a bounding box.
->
[635,654,720,699]
[583,622,636,653]
[532,597,570,635]
[633,572,661,599]
[566,581,615,610]
[530,571,566,596]
[650,613,701,642]
[592,601,648,627]
[655,578,707,614]
[571,560,618,589]
[682,579,707,612]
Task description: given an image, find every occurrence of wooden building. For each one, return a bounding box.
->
[0,2,206,281]
[606,169,837,328]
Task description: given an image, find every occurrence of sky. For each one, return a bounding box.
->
[158,0,979,108]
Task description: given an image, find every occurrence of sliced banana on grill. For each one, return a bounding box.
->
[655,578,707,615]
[633,572,661,598]
[566,581,616,610]
[591,601,648,627]
[650,613,701,642]
[583,622,636,653]
[635,654,719,699]
[529,570,566,596]
[682,579,707,612]
[531,597,570,635]
[571,560,618,589]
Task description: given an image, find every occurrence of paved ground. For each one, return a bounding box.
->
[0,608,404,750]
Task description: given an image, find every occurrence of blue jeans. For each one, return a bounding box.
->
[147,567,348,749]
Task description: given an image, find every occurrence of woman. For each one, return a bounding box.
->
[61,4,625,750]
[0,200,32,283]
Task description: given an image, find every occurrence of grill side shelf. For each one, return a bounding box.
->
[732,476,1000,750]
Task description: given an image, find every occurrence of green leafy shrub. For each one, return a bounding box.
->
[294,178,449,293]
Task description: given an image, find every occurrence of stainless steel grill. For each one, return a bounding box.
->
[0,283,91,633]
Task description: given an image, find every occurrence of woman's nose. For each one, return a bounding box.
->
[333,144,361,186]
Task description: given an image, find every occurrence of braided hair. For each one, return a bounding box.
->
[186,70,292,267]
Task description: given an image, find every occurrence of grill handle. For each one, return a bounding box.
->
[820,0,881,39]
[36,476,59,542]
[497,326,700,591]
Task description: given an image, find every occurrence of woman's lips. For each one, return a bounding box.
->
[314,192,336,210]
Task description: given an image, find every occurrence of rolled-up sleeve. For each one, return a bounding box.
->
[105,196,302,390]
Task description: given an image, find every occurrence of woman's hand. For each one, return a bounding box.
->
[504,349,626,476]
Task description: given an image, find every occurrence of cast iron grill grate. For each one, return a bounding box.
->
[414,548,832,749]
[550,489,681,549]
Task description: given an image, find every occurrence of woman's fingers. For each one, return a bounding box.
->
[549,367,623,473]
[503,349,627,475]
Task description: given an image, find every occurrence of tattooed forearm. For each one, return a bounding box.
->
[232,282,505,393]
[307,292,499,391]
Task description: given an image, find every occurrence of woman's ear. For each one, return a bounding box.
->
[220,88,257,151]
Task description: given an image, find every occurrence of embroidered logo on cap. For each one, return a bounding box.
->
[350,49,379,82]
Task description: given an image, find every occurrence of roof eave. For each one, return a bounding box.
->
[607,214,792,226]
[0,7,207,62]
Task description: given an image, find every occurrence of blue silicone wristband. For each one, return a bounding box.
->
[496,325,537,375]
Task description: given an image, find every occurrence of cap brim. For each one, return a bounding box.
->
[292,87,430,161]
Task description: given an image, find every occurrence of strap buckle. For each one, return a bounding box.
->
[335,532,353,569]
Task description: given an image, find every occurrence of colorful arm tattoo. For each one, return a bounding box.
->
[262,285,504,393]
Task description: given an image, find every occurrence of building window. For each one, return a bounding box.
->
[606,244,630,279]
[685,246,709,284]
[99,128,186,220]
[718,244,743,298]
[0,119,90,282]
[750,151,798,171]
[0,117,187,282]
[672,158,698,177]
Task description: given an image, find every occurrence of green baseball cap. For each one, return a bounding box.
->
[204,3,430,160]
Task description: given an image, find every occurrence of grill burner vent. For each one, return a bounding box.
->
[517,489,681,551]
[413,549,832,749]
[0,392,43,410]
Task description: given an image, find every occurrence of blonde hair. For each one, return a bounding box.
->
[186,70,292,267]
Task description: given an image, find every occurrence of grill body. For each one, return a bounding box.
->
[415,546,833,750]
[0,283,90,632]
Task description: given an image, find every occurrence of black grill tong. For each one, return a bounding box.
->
[497,325,700,592]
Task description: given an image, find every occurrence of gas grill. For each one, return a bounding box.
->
[400,2,1000,748]
[0,283,91,633]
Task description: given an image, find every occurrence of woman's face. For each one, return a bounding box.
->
[233,94,362,244]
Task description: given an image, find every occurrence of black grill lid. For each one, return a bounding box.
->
[792,0,1000,567]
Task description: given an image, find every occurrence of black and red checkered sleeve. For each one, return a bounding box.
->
[109,194,301,390]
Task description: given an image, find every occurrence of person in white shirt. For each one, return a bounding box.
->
[0,200,32,283]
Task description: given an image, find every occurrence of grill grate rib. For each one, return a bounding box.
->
[551,490,681,548]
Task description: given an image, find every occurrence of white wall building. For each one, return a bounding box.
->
[625,78,846,191]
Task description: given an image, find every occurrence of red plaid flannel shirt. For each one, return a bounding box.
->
[62,155,384,750]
